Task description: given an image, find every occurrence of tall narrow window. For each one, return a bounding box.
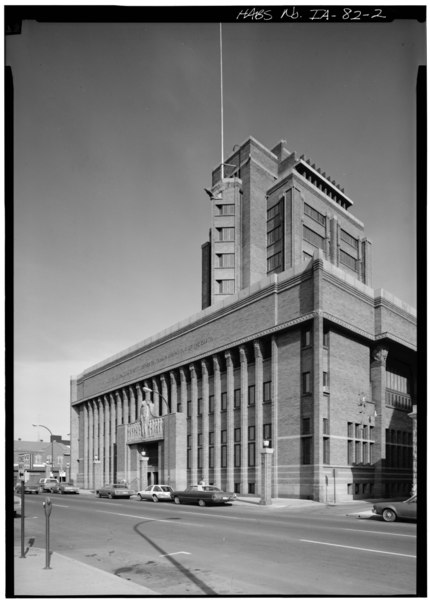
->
[263,381,271,402]
[267,199,284,274]
[221,392,227,411]
[323,437,330,464]
[248,443,255,467]
[302,372,311,394]
[234,389,241,409]
[248,385,255,406]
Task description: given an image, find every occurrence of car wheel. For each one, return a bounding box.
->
[108,493,113,499]
[152,495,159,503]
[174,496,181,504]
[96,491,100,497]
[382,508,397,522]
[138,494,144,501]
[198,499,206,507]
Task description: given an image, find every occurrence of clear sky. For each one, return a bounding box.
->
[8,9,424,441]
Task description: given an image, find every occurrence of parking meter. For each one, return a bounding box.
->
[42,497,52,569]
[43,497,52,517]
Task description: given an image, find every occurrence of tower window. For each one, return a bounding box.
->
[215,253,235,268]
[303,225,325,249]
[304,202,326,226]
[340,229,358,249]
[267,252,283,273]
[216,279,235,294]
[216,227,235,241]
[339,250,358,272]
[216,204,235,215]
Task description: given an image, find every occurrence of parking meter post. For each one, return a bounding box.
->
[20,479,25,558]
[43,497,52,569]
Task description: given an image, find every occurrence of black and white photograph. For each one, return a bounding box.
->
[8,3,425,597]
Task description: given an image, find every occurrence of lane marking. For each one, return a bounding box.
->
[301,539,416,558]
[341,528,415,538]
[101,511,204,525]
[160,551,191,557]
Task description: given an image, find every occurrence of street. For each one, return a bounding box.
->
[15,493,417,596]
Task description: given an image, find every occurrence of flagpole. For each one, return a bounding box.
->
[220,23,224,180]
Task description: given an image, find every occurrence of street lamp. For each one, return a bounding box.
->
[142,386,170,484]
[33,424,54,476]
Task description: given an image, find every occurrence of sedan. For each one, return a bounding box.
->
[372,495,417,522]
[172,485,236,506]
[15,482,39,494]
[96,483,133,499]
[52,481,80,494]
[137,484,173,502]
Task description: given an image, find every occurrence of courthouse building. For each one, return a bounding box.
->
[70,137,416,502]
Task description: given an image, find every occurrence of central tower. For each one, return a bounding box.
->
[202,136,372,309]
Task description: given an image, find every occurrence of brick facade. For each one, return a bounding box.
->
[70,137,416,502]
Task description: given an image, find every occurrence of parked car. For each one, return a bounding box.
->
[96,483,134,499]
[137,484,173,502]
[372,495,417,522]
[172,485,236,506]
[14,482,39,494]
[38,478,59,492]
[14,494,22,517]
[52,481,79,494]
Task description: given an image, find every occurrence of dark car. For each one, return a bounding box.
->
[15,482,39,494]
[96,483,133,499]
[372,495,417,522]
[52,481,80,494]
[172,485,236,506]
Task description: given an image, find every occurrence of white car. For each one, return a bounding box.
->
[137,484,173,502]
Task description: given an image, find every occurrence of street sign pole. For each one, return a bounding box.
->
[18,464,25,558]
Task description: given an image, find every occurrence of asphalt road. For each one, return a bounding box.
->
[15,493,417,596]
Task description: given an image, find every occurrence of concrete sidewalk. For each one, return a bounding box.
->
[13,546,158,596]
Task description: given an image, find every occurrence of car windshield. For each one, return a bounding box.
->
[203,486,221,491]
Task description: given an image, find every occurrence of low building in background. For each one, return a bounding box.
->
[14,438,71,484]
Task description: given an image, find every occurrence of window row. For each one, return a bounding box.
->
[385,429,412,446]
[347,440,375,465]
[189,383,272,417]
[347,482,374,496]
[340,229,358,249]
[303,225,325,249]
[386,370,410,394]
[347,422,375,441]
[188,424,272,468]
[304,202,326,227]
[385,444,412,469]
[339,249,358,272]
[385,391,412,411]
